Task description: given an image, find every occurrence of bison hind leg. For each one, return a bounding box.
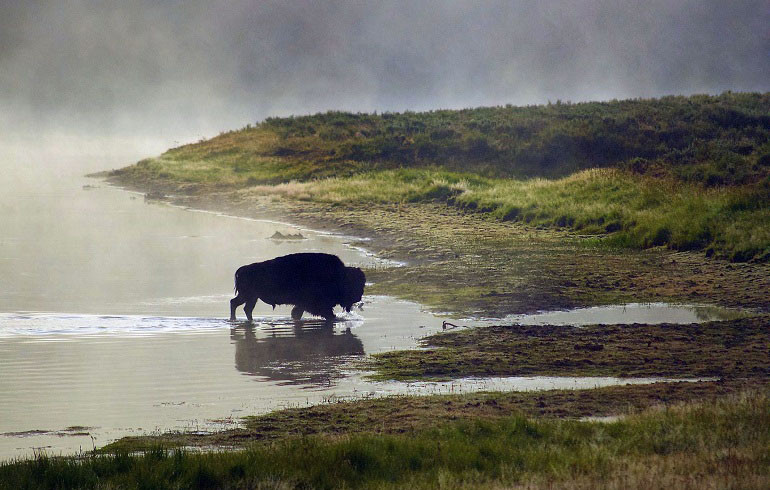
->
[244,298,258,322]
[230,295,246,321]
[291,306,304,321]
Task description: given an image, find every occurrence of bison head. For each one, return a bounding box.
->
[341,267,366,312]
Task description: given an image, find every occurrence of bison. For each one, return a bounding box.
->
[229,253,366,322]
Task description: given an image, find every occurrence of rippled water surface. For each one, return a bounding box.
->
[0,166,740,459]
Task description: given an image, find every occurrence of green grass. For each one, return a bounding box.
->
[453,168,770,261]
[123,91,770,185]
[254,92,770,185]
[2,390,768,489]
[235,167,770,261]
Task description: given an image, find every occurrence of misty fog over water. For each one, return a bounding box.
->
[0,164,450,458]
[2,1,768,167]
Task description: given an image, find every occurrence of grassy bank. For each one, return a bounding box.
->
[2,387,768,489]
[240,167,770,261]
[100,380,764,453]
[110,92,770,261]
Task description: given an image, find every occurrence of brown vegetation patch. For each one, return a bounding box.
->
[370,315,770,380]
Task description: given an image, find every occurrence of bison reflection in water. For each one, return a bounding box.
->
[231,322,365,385]
[230,253,366,322]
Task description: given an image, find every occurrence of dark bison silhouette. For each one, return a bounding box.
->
[230,253,366,322]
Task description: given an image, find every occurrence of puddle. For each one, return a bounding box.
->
[495,302,746,326]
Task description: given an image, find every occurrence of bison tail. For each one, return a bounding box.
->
[233,264,254,296]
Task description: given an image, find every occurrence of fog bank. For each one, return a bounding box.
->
[1,0,768,172]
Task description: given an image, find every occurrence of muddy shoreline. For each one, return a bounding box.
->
[102,378,767,452]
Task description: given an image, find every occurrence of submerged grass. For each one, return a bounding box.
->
[2,390,768,489]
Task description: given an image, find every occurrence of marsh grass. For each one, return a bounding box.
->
[236,168,770,261]
[2,391,768,489]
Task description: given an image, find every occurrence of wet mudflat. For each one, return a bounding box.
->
[368,314,770,380]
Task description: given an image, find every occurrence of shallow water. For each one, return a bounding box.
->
[0,166,739,460]
[499,302,743,326]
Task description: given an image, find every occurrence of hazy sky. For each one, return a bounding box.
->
[1,0,769,162]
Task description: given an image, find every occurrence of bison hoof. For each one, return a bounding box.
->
[291,306,304,321]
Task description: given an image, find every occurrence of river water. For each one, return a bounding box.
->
[0,160,737,460]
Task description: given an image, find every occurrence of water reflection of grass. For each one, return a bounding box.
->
[2,384,767,489]
[689,304,749,322]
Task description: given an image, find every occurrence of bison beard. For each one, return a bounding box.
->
[230,253,366,322]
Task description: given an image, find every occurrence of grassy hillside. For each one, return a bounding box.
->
[112,92,770,261]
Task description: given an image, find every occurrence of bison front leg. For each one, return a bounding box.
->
[320,307,336,324]
[230,294,246,321]
[291,306,304,321]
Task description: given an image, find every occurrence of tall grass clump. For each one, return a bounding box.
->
[246,168,486,203]
[451,168,770,261]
